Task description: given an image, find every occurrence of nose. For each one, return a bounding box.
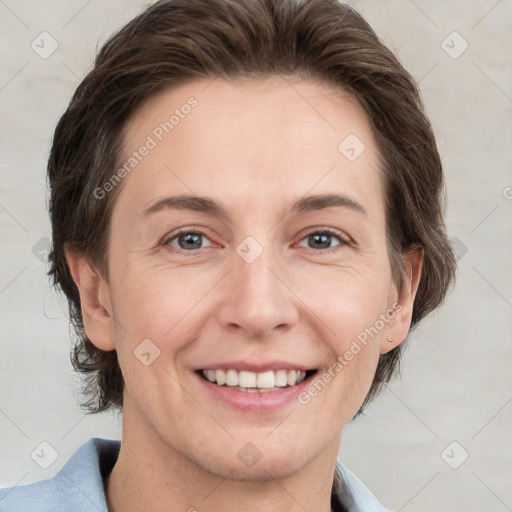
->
[217,246,300,338]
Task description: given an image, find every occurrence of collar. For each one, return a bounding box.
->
[0,438,393,512]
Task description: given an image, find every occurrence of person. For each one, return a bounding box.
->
[0,0,456,510]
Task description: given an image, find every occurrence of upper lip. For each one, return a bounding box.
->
[198,360,316,372]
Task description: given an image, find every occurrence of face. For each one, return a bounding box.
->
[72,76,419,481]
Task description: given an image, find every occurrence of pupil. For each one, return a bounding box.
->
[180,233,202,250]
[310,234,331,249]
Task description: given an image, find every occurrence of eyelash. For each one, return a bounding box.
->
[161,227,351,254]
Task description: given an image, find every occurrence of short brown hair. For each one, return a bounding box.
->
[48,0,456,416]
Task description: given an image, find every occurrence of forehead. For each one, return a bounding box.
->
[116,76,384,224]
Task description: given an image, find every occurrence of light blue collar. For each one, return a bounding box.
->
[0,438,393,512]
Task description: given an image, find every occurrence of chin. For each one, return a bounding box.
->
[190,435,315,482]
[213,454,307,482]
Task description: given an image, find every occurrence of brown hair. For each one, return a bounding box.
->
[48,0,456,418]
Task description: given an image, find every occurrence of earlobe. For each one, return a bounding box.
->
[380,246,424,354]
[64,246,116,351]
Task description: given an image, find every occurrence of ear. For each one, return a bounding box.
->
[64,245,116,351]
[380,246,424,354]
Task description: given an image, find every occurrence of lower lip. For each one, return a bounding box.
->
[195,372,314,412]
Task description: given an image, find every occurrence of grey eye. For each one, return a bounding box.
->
[297,231,343,250]
[176,233,203,250]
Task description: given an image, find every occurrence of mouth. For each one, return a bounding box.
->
[196,368,318,393]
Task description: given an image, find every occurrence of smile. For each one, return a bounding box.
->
[198,368,317,392]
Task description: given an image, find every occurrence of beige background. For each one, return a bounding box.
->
[1,1,511,510]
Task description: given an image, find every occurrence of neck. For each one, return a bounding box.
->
[105,405,339,512]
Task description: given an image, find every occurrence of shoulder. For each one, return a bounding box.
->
[334,461,395,512]
[0,438,120,512]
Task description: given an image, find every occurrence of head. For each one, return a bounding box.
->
[48,0,455,482]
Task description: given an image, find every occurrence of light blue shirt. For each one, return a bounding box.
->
[0,438,393,511]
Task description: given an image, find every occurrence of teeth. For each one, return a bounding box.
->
[201,369,309,389]
[257,370,275,389]
[215,369,226,385]
[287,370,298,386]
[275,369,288,387]
[225,369,238,386]
[239,370,256,388]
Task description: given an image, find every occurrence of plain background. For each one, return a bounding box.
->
[0,1,511,510]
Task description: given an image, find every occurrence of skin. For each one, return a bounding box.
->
[66,76,422,512]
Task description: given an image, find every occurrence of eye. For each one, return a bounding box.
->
[296,228,349,252]
[162,229,215,251]
[162,227,350,254]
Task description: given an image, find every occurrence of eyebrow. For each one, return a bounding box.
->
[141,193,367,221]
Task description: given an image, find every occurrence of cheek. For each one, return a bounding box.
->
[109,261,224,357]
[294,260,393,338]
[296,264,391,400]
[111,250,393,344]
